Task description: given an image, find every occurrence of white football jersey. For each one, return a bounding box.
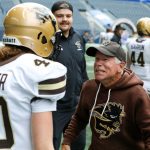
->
[0,53,67,150]
[126,37,150,93]
[99,32,114,43]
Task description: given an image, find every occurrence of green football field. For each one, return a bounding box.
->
[85,43,99,149]
[85,43,99,79]
[85,51,93,149]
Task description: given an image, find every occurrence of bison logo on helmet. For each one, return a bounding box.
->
[25,5,56,24]
[92,102,125,139]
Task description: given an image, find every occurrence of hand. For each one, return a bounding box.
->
[61,144,71,150]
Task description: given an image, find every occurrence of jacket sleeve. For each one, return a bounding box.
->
[62,83,89,145]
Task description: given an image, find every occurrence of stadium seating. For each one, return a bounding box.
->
[0,0,91,40]
[87,0,150,24]
[0,0,150,41]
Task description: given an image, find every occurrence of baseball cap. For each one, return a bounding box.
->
[51,1,73,13]
[86,41,126,62]
[104,23,112,30]
[115,24,126,30]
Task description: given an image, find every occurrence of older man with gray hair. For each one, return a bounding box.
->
[62,41,150,150]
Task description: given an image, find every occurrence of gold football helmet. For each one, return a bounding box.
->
[136,17,150,36]
[3,2,59,57]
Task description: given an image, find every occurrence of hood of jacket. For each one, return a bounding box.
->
[96,68,143,90]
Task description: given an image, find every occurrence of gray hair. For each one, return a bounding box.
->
[115,57,121,64]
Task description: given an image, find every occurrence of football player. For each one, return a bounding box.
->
[0,3,66,150]
[99,24,114,43]
[126,17,150,96]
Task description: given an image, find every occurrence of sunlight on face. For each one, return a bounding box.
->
[94,51,122,83]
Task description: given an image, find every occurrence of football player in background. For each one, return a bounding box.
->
[99,24,114,43]
[126,17,150,96]
[0,3,66,150]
